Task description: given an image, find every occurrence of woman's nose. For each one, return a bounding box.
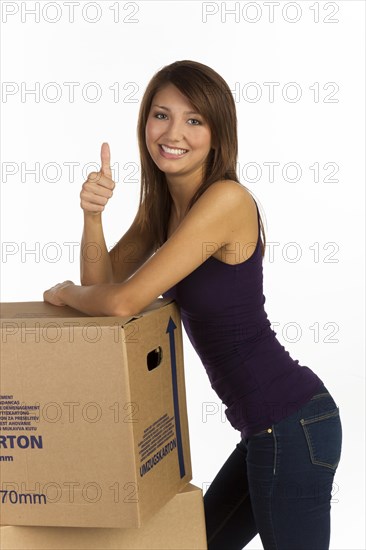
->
[163,120,184,142]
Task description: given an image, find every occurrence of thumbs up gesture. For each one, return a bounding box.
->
[80,143,116,215]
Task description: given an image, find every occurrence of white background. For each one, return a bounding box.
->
[0,1,365,548]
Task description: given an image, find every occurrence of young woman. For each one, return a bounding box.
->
[44,60,342,549]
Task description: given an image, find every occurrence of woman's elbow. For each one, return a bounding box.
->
[107,285,135,318]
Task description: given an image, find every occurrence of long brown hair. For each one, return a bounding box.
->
[135,60,266,257]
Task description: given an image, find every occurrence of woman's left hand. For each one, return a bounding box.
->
[43,280,75,306]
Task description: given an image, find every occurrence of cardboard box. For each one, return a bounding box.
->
[0,483,207,549]
[0,299,191,528]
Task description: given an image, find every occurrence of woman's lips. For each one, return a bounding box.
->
[159,144,188,159]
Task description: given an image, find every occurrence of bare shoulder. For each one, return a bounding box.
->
[205,180,259,264]
[203,179,257,217]
[208,179,254,200]
[205,179,248,196]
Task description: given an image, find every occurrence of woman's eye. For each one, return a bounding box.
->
[152,113,202,125]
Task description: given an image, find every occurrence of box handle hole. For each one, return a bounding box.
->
[147,346,163,371]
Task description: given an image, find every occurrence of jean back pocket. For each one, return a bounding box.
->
[300,407,342,470]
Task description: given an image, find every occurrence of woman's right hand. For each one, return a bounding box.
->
[80,142,116,215]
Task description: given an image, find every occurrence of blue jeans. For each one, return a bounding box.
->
[204,383,342,549]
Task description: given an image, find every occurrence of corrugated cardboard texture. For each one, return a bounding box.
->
[0,299,191,528]
[0,484,207,550]
[0,298,173,320]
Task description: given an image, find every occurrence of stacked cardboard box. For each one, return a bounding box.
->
[0,299,207,549]
[0,484,207,549]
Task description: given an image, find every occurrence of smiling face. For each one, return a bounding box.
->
[145,83,213,185]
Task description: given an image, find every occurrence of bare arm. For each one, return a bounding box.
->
[108,209,156,284]
[80,212,113,285]
[80,204,155,285]
[49,180,247,317]
[79,143,155,285]
[79,143,115,285]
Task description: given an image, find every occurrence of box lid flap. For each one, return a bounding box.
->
[0,298,176,326]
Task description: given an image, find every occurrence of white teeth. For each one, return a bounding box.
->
[161,145,187,155]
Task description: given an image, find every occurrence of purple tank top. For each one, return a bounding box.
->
[162,200,323,438]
